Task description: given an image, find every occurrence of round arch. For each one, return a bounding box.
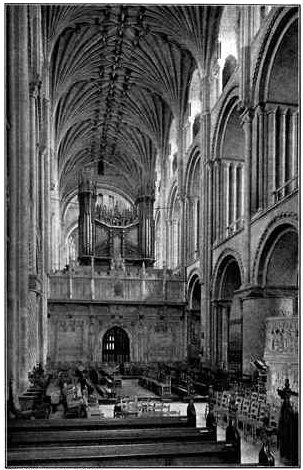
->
[211,91,245,242]
[252,214,298,285]
[187,273,202,364]
[211,251,243,374]
[187,273,202,310]
[212,248,244,297]
[184,147,201,194]
[185,149,201,262]
[154,209,161,267]
[255,222,298,288]
[214,256,242,300]
[211,87,240,160]
[252,7,299,106]
[167,184,181,270]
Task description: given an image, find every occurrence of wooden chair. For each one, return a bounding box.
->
[254,402,270,443]
[246,400,259,442]
[238,398,250,439]
[213,392,222,420]
[220,392,230,425]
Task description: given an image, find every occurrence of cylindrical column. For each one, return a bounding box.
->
[221,162,226,238]
[29,83,39,274]
[43,97,51,272]
[7,5,19,387]
[279,108,288,199]
[221,305,229,369]
[241,164,245,220]
[17,6,31,391]
[251,110,259,213]
[219,162,224,239]
[228,164,233,227]
[233,163,238,229]
[224,162,231,237]
[214,162,220,241]
[291,109,299,191]
[241,109,253,285]
[266,106,278,204]
[257,105,265,209]
[211,302,217,367]
[237,165,243,223]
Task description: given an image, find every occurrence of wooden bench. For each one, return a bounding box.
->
[8,440,240,467]
[8,426,216,448]
[7,415,190,432]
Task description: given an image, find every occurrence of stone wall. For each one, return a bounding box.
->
[47,302,186,366]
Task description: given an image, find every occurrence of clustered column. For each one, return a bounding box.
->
[214,159,244,243]
[252,103,299,212]
[7,5,31,391]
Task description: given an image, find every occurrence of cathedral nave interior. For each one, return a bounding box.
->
[6,4,299,467]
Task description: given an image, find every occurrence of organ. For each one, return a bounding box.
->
[78,174,155,267]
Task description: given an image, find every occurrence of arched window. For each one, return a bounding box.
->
[253,18,299,212]
[214,102,244,242]
[196,200,200,252]
[185,154,201,262]
[168,188,181,270]
[67,228,79,265]
[185,69,201,151]
[222,55,237,88]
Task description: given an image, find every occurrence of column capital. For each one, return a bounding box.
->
[240,107,254,126]
[29,79,41,99]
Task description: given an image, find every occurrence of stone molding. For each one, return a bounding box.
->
[252,211,298,284]
[251,7,296,105]
[28,274,42,293]
[211,247,245,298]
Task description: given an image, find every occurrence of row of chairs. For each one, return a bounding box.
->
[114,399,177,418]
[210,391,280,445]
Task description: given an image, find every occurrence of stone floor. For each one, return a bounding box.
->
[101,378,286,467]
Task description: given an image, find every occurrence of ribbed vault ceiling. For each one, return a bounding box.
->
[43,5,222,204]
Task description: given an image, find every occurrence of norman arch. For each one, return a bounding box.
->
[212,253,243,374]
[253,220,299,396]
[251,9,299,212]
[187,274,202,364]
[212,94,245,243]
[185,149,201,263]
[255,221,298,299]
[167,185,181,270]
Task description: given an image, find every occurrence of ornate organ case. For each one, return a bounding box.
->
[78,176,155,267]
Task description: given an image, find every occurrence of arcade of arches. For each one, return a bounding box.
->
[6,5,299,400]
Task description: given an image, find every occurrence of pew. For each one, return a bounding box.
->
[7,415,190,432]
[8,426,216,448]
[8,440,240,467]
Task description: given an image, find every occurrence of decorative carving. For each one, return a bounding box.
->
[265,317,298,354]
[95,201,138,226]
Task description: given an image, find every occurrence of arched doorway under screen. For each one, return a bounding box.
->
[102,326,130,364]
[212,255,242,375]
[187,276,201,365]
